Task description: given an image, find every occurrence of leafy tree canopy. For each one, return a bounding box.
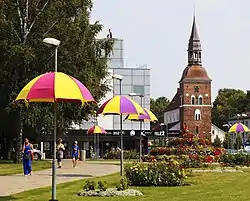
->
[0,0,113,136]
[212,89,247,128]
[150,97,169,126]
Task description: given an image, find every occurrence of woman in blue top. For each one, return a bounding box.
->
[22,138,33,176]
[72,141,80,168]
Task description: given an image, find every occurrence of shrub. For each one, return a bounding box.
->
[83,180,96,191]
[213,135,222,147]
[116,177,128,191]
[219,153,250,166]
[125,160,187,186]
[98,181,108,191]
[103,149,139,159]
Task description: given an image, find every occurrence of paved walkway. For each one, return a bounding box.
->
[0,160,119,196]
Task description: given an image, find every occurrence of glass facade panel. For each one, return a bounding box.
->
[132,69,144,76]
[112,39,123,50]
[145,86,150,95]
[114,85,132,95]
[133,85,145,94]
[144,75,150,86]
[108,58,124,68]
[132,76,144,85]
[109,49,123,59]
[114,68,132,76]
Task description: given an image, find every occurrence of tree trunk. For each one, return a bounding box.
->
[11,109,22,164]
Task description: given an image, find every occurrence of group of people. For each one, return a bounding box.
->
[22,137,80,176]
[56,138,80,168]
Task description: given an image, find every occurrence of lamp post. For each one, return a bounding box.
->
[129,92,144,162]
[43,37,61,201]
[160,123,168,147]
[222,123,232,150]
[112,74,124,175]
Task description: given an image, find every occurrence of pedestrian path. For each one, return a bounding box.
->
[0,160,119,196]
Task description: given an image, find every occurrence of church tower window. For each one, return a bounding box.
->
[191,95,195,105]
[195,109,201,120]
[198,95,203,105]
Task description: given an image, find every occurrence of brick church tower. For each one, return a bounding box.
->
[179,16,212,139]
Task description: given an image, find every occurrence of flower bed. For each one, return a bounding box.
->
[125,160,187,186]
[142,154,218,168]
[78,179,143,197]
[149,146,224,156]
[78,188,143,197]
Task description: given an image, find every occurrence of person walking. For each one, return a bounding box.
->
[22,138,33,176]
[56,138,65,168]
[72,141,80,168]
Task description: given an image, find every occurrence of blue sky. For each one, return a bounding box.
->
[91,0,250,101]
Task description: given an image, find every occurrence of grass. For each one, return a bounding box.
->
[0,160,51,176]
[2,169,250,201]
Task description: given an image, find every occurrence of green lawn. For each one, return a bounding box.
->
[0,160,51,176]
[2,169,250,201]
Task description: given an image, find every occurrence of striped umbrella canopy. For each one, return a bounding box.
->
[88,125,107,134]
[228,123,250,133]
[98,96,145,115]
[125,108,158,122]
[15,72,95,104]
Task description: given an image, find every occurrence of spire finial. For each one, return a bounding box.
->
[193,4,196,18]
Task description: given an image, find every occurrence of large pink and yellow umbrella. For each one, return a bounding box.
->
[98,96,145,176]
[15,72,95,197]
[88,125,107,134]
[125,108,158,122]
[15,72,95,103]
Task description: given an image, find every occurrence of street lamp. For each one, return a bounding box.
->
[112,74,124,175]
[160,123,168,146]
[43,37,60,201]
[129,92,144,162]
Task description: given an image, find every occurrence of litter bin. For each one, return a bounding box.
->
[80,150,86,161]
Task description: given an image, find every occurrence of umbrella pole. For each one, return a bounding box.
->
[139,120,142,163]
[120,113,123,176]
[51,103,57,201]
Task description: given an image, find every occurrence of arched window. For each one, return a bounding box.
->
[191,95,195,105]
[196,126,199,134]
[195,109,201,121]
[198,95,203,105]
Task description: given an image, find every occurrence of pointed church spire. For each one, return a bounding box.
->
[188,14,202,65]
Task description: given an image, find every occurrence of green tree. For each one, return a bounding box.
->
[234,134,243,150]
[150,97,169,127]
[212,89,247,128]
[212,135,222,147]
[223,133,233,149]
[0,0,113,162]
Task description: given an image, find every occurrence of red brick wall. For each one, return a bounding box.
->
[179,82,212,139]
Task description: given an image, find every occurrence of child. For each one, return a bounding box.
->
[72,141,80,168]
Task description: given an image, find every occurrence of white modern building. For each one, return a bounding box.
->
[72,38,151,131]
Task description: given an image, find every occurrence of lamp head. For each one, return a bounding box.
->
[129,92,144,97]
[43,38,61,47]
[112,74,123,80]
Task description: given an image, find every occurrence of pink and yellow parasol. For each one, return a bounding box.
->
[125,108,158,122]
[88,125,107,134]
[98,96,145,115]
[15,72,95,103]
[228,123,250,133]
